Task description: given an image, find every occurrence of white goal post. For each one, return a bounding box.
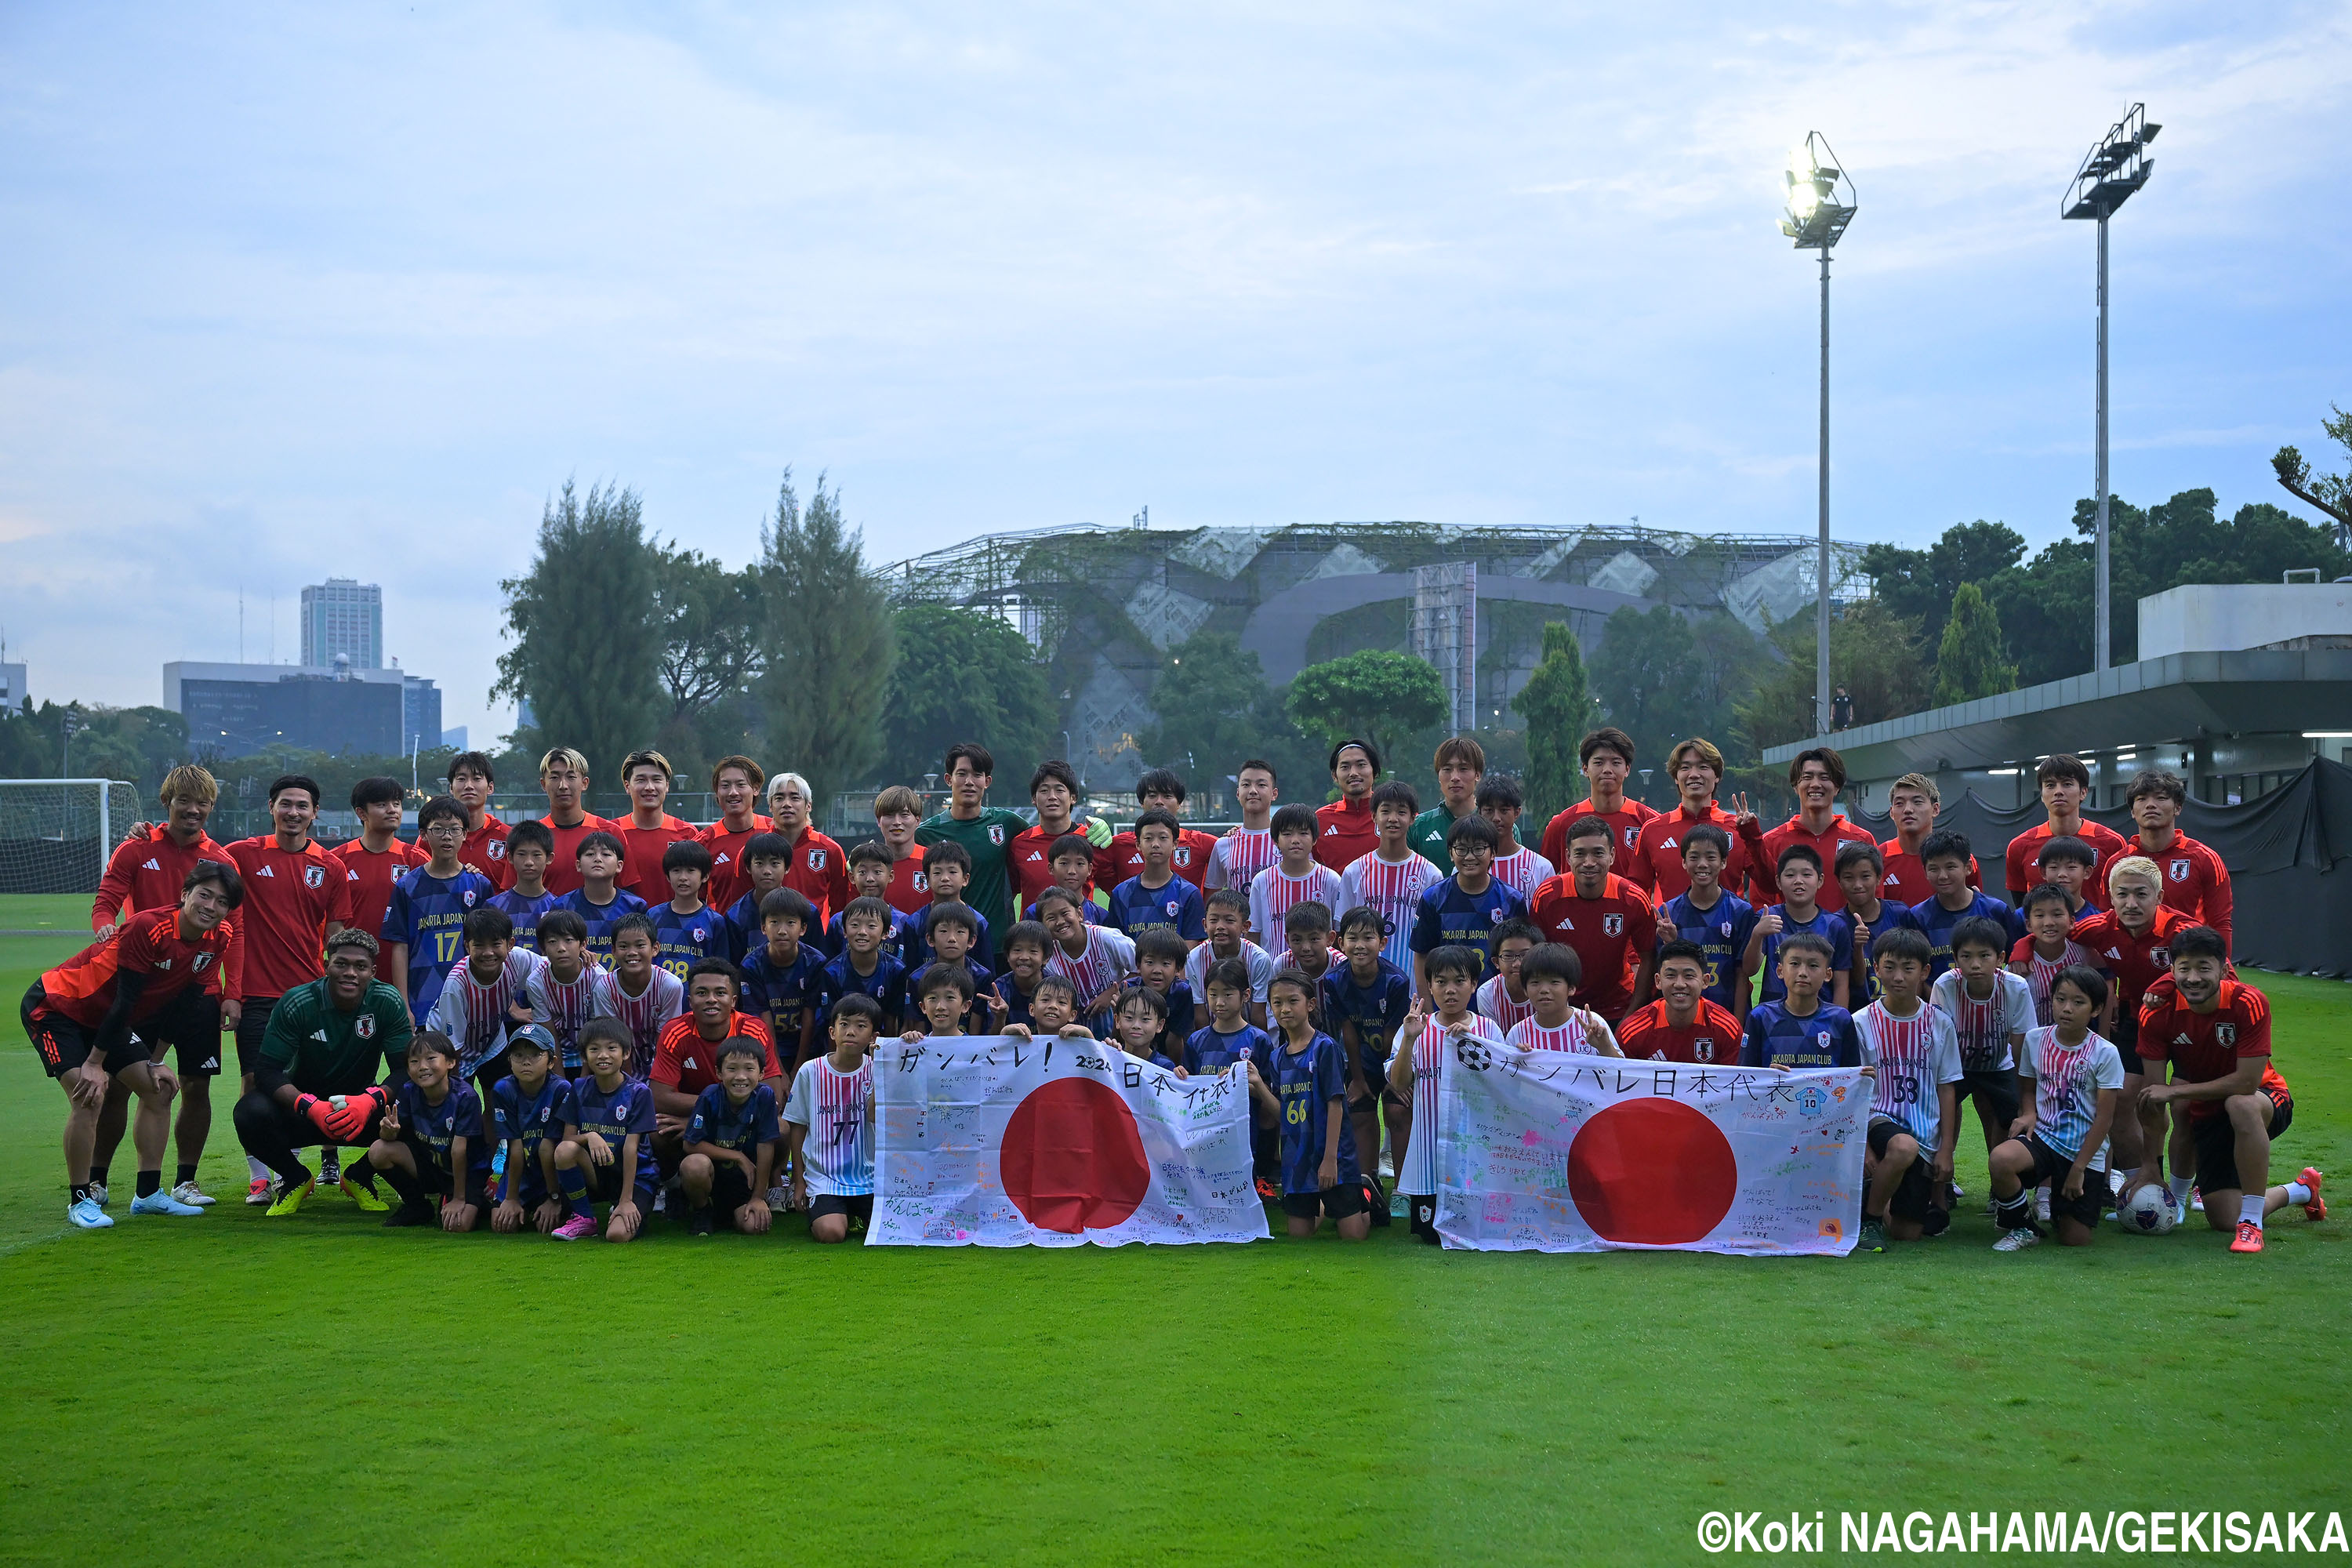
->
[0,779,145,896]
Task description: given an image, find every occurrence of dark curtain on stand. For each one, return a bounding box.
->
[1846,758,2352,978]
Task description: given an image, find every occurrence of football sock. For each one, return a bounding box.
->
[1994,1192,2034,1230]
[2239,1195,2265,1227]
[247,1156,272,1181]
[136,1171,162,1199]
[379,1163,430,1211]
[175,1163,198,1187]
[2168,1174,2194,1206]
[557,1164,593,1218]
[70,1183,92,1204]
[89,1163,111,1189]
[2284,1181,2313,1206]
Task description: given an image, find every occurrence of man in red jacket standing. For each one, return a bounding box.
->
[1756,747,1876,912]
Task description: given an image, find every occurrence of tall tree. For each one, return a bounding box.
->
[1860,520,2027,662]
[759,469,895,806]
[1932,583,2017,706]
[493,481,663,781]
[877,603,1054,790]
[1590,604,1701,772]
[1285,650,1447,768]
[652,539,765,776]
[1733,599,1929,756]
[2273,404,2352,550]
[1138,632,1316,804]
[1512,620,1599,824]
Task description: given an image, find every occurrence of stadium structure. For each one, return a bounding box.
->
[882,521,1868,788]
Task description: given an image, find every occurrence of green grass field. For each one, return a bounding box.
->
[1,894,2343,1564]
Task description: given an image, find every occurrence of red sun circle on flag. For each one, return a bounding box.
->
[1000,1078,1152,1234]
[1565,1098,1737,1245]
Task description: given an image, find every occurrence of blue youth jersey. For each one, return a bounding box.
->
[992,973,1040,1031]
[1267,1032,1359,1194]
[559,887,649,965]
[566,1074,662,1194]
[905,904,995,972]
[394,1078,491,1182]
[822,905,913,964]
[1740,1000,1865,1069]
[685,1082,782,1157]
[1755,905,1854,1005]
[383,866,497,1015]
[1185,1021,1272,1076]
[741,942,825,1061]
[488,887,563,953]
[1106,875,1207,942]
[1408,877,1526,975]
[650,903,731,978]
[811,951,908,1029]
[1658,889,1759,1010]
[491,1073,573,1202]
[1909,891,2022,980]
[1119,975,1195,1058]
[909,958,995,1033]
[1844,899,1925,1005]
[1320,959,1414,1078]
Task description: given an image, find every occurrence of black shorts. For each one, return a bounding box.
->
[410,1143,492,1208]
[2016,1134,2107,1229]
[234,996,281,1078]
[1867,1117,1936,1221]
[23,981,218,1079]
[707,1163,757,1216]
[807,1192,873,1225]
[1281,1181,1369,1221]
[582,1163,649,1210]
[1408,1193,1441,1245]
[2189,1092,2292,1197]
[23,982,143,1079]
[1956,1067,2020,1134]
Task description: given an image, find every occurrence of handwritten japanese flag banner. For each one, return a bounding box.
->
[870,1036,1269,1247]
[1433,1039,1866,1256]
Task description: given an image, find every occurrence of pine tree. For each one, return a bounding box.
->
[1933,582,2018,706]
[1513,619,1599,823]
[494,481,663,783]
[758,469,895,805]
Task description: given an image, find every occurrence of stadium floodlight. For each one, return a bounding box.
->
[2063,103,2159,673]
[1780,132,1856,738]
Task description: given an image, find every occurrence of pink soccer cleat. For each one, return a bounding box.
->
[550,1213,598,1241]
[2299,1167,2326,1221]
[2230,1220,2265,1254]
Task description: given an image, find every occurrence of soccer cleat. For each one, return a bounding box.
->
[2190,1185,2204,1211]
[1993,1228,2040,1252]
[2299,1168,2326,1221]
[87,1182,108,1209]
[651,1187,667,1217]
[383,1203,435,1229]
[2034,1191,2051,1225]
[550,1213,597,1241]
[339,1174,388,1213]
[2230,1220,2264,1254]
[688,1206,716,1237]
[317,1149,342,1185]
[130,1189,205,1217]
[1855,1217,1886,1254]
[766,1184,789,1210]
[246,1177,278,1206]
[68,1197,114,1230]
[265,1178,316,1218]
[169,1180,216,1207]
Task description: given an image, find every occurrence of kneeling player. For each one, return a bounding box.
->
[2134,927,2324,1254]
[786,993,878,1242]
[490,1025,572,1234]
[552,1018,659,1242]
[1853,927,1960,1252]
[368,1031,491,1232]
[680,1036,782,1236]
[1988,965,2122,1251]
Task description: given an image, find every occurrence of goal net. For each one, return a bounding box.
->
[0,779,144,895]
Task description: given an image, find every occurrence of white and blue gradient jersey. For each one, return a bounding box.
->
[1929,968,2035,1074]
[425,947,543,1079]
[2021,1027,2126,1170]
[783,1055,874,1196]
[1334,851,1442,975]
[1388,1012,1504,1198]
[1856,999,1963,1153]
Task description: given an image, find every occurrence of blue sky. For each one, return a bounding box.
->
[3,2,2347,742]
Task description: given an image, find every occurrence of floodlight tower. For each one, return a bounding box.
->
[2063,103,2158,673]
[1781,133,1857,737]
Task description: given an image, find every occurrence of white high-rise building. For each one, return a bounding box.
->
[300,579,382,669]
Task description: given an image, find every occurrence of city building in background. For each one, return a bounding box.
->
[163,658,403,758]
[0,662,26,712]
[300,578,383,669]
[402,673,441,754]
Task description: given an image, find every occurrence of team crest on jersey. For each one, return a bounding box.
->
[1602,914,1623,937]
[692,926,707,941]
[987,826,1005,846]
[1164,900,1180,917]
[1694,1036,1718,1062]
[1718,921,1732,938]
[809,851,827,870]
[488,840,506,860]
[1175,848,1192,866]
[2169,858,2190,883]
[463,890,477,906]
[2216,1022,2236,1047]
[303,863,325,889]
[192,953,212,972]
[1814,1030,1831,1052]
[357,1014,376,1040]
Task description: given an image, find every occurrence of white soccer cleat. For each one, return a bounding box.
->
[68,1197,113,1229]
[2034,1191,2051,1225]
[245,1177,279,1206]
[130,1188,206,1217]
[87,1181,109,1209]
[169,1180,216,1207]
[1992,1229,2040,1253]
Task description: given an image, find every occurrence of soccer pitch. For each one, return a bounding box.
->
[1,910,2343,1565]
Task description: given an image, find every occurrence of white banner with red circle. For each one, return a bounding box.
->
[868,1035,1270,1247]
[1433,1040,1866,1255]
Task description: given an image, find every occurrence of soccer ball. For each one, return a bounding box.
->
[2117,1185,2177,1235]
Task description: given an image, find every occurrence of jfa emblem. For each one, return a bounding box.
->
[1694,1036,1718,1062]
[1602,914,1624,936]
[2216,1023,2236,1047]
[809,851,826,870]
[1175,848,1192,867]
[193,953,212,972]
[987,826,1005,846]
[303,864,325,890]
[913,873,928,894]
[2169,858,2190,883]
[488,840,506,860]
[357,1014,376,1040]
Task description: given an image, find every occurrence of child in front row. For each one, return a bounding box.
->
[1127,929,1197,1056]
[368,1031,491,1232]
[1112,988,1181,1072]
[1388,946,1505,1243]
[1988,965,2123,1252]
[680,1037,782,1236]
[1506,944,1623,1056]
[1006,975,1094,1041]
[994,922,1052,1030]
[1254,969,1367,1240]
[490,1023,572,1235]
[552,1018,660,1243]
[900,963,978,1044]
[1852,927,1961,1253]
[786,993,880,1243]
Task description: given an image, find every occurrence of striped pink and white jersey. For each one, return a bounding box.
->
[1489,845,1556,904]
[1504,1011,1604,1054]
[1336,851,1442,973]
[1856,999,1963,1153]
[1390,1012,1504,1196]
[1475,973,1537,1033]
[1185,938,1276,1005]
[2020,1025,2125,1168]
[605,966,685,1076]
[1247,863,1344,949]
[526,960,617,1069]
[425,948,544,1077]
[1205,826,1279,892]
[783,1054,874,1195]
[1929,969,2034,1074]
[2013,938,2098,1027]
[1045,925,1137,1008]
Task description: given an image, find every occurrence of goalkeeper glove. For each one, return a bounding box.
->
[1083,815,1112,848]
[325,1086,389,1141]
[296,1094,336,1134]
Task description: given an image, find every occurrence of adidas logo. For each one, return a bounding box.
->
[142,858,161,871]
[1323,826,1338,836]
[155,958,172,970]
[259,866,274,877]
[311,1029,329,1041]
